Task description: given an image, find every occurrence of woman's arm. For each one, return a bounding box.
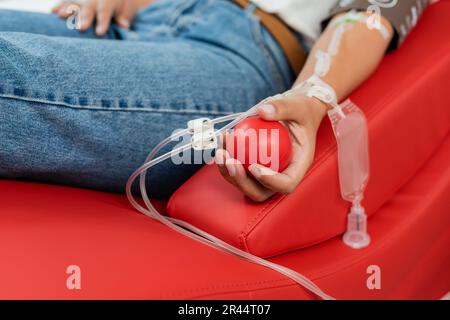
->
[216,13,394,201]
[296,12,393,100]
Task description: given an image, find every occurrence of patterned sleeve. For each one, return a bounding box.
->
[323,0,431,49]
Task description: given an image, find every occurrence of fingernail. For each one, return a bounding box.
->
[120,19,130,29]
[248,164,261,178]
[96,25,104,35]
[215,149,225,165]
[225,159,236,177]
[258,104,275,115]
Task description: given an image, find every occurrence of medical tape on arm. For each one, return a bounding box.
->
[311,14,353,80]
[291,75,340,110]
[314,50,331,77]
[313,10,392,81]
[332,10,391,40]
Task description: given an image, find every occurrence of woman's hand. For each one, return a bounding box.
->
[215,91,328,202]
[52,0,140,36]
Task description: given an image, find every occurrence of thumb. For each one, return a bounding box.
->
[256,98,298,121]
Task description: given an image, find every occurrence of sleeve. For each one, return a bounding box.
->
[322,0,431,50]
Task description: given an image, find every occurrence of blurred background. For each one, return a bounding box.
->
[0,0,59,12]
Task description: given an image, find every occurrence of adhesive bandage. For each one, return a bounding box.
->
[333,10,391,40]
[314,50,332,77]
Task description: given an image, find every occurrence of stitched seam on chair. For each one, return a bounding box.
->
[238,230,251,252]
[156,277,293,299]
[238,194,284,251]
[0,93,233,116]
[239,141,336,240]
[187,281,304,300]
[240,48,450,250]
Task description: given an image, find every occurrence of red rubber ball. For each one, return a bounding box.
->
[226,117,292,173]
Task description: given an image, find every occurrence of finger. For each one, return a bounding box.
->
[57,4,69,18]
[215,131,235,172]
[248,164,297,194]
[95,0,115,35]
[114,1,135,29]
[215,149,241,186]
[79,2,96,31]
[115,15,131,29]
[215,148,227,166]
[215,131,231,162]
[225,158,275,202]
[215,149,229,175]
[52,2,65,13]
[58,3,80,19]
[248,128,315,194]
[215,134,237,182]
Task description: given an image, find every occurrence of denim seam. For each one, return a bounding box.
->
[166,0,198,28]
[173,0,213,32]
[0,94,233,116]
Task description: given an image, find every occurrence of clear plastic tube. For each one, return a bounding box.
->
[125,106,335,300]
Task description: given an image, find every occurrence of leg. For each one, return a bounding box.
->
[0,33,282,198]
[0,0,293,198]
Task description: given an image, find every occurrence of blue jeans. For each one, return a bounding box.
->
[0,0,296,199]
